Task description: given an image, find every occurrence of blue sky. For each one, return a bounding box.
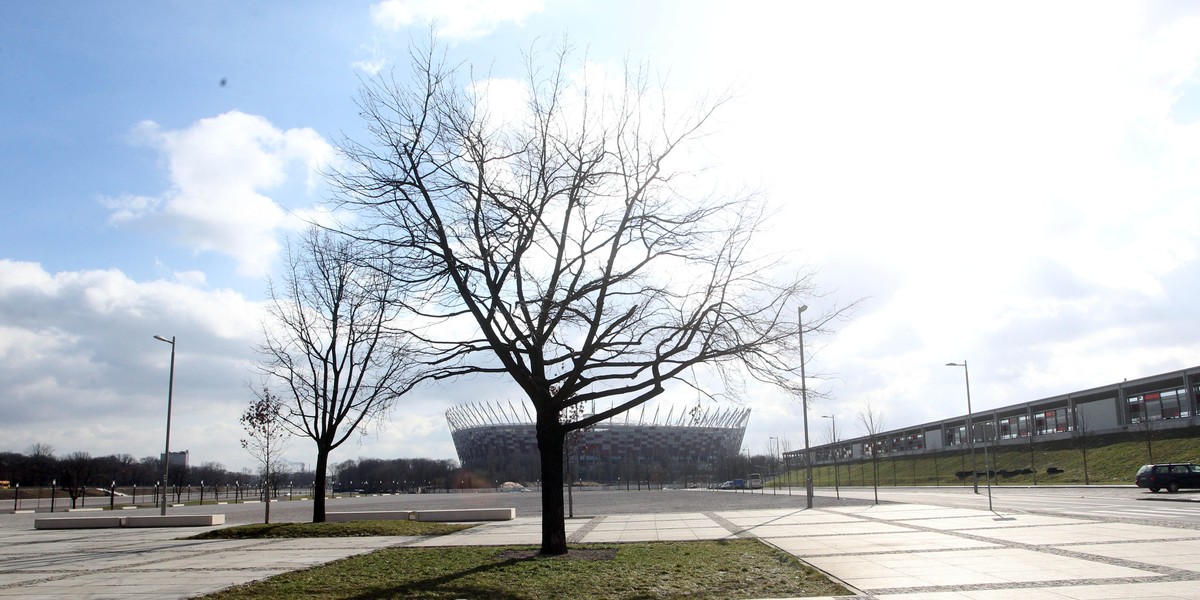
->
[3,1,1200,474]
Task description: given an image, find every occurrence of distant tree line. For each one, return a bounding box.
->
[330,457,459,493]
[0,443,317,505]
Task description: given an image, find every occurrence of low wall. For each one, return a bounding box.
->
[34,514,225,530]
[326,508,515,523]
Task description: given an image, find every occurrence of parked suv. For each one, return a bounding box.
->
[1135,463,1200,493]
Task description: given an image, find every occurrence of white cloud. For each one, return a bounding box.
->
[0,259,263,465]
[103,111,335,278]
[370,0,543,41]
[0,259,470,470]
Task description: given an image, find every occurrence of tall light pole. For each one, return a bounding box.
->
[154,335,175,515]
[798,305,813,509]
[768,436,779,495]
[946,361,979,494]
[822,414,839,499]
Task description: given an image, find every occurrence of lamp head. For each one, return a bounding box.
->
[153,335,173,344]
[799,304,808,313]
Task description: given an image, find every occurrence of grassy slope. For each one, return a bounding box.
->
[788,425,1200,488]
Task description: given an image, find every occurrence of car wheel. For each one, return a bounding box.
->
[1149,487,1160,493]
[1168,482,1180,493]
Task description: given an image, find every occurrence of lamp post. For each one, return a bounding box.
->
[768,436,779,495]
[154,334,176,515]
[798,305,813,509]
[946,361,983,498]
[822,415,840,499]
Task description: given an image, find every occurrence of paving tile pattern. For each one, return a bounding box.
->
[5,501,1200,599]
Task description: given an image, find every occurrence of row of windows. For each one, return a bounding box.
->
[1128,387,1194,423]
[815,385,1198,458]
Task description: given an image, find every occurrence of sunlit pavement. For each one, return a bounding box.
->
[415,502,1200,599]
[4,496,1200,599]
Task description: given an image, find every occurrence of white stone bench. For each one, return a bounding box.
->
[34,514,225,529]
[326,508,514,523]
[413,508,515,522]
[124,514,225,528]
[35,516,124,529]
[326,510,410,523]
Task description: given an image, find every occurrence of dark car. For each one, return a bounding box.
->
[1135,463,1200,493]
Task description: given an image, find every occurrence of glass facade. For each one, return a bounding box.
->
[997,415,1027,439]
[790,369,1200,467]
[1035,408,1072,435]
[1128,386,1194,423]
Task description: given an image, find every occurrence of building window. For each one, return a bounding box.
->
[1129,387,1192,424]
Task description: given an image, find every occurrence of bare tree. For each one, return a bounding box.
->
[258,226,417,522]
[241,386,290,524]
[26,443,55,485]
[330,40,843,555]
[857,401,886,505]
[61,451,94,509]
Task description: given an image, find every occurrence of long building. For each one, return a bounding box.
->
[787,365,1200,465]
[446,402,750,482]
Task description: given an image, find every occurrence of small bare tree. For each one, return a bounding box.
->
[562,400,591,518]
[241,387,290,524]
[258,226,418,522]
[857,401,886,505]
[61,451,94,509]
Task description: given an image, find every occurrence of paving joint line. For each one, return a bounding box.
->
[846,508,1200,581]
[869,574,1197,596]
[0,537,286,591]
[702,511,758,538]
[567,515,605,543]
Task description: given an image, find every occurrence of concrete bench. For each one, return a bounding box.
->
[413,508,515,522]
[34,514,225,529]
[35,516,124,529]
[124,514,225,527]
[325,510,412,523]
[326,508,515,523]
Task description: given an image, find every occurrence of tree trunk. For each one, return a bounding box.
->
[537,410,567,555]
[313,448,329,523]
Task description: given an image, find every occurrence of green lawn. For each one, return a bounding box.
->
[199,539,849,599]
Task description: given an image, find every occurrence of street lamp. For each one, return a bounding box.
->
[154,334,176,515]
[798,304,813,509]
[822,415,840,499]
[946,360,994,510]
[946,361,978,493]
[768,436,779,495]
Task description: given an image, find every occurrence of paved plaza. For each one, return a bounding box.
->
[3,497,1200,599]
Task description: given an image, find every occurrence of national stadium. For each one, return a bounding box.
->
[445,402,750,484]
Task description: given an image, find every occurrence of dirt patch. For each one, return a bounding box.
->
[494,548,618,561]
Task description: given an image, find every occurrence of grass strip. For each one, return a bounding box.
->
[188,520,473,539]
[199,539,849,599]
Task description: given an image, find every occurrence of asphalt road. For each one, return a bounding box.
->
[20,484,1200,528]
[178,487,873,525]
